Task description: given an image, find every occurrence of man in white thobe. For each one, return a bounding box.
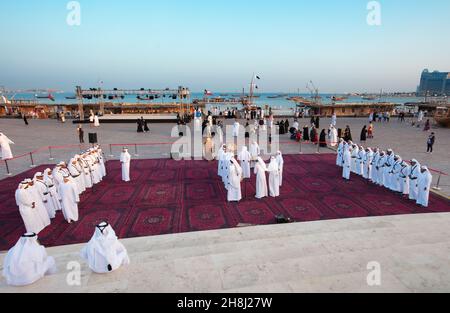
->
[376,151,387,186]
[0,132,15,160]
[370,149,380,184]
[227,159,243,202]
[81,222,130,274]
[390,156,403,192]
[408,159,421,201]
[120,148,131,182]
[94,145,107,177]
[238,146,251,179]
[217,145,226,178]
[267,157,280,197]
[249,141,260,169]
[384,149,395,189]
[44,168,62,212]
[350,144,359,174]
[417,166,432,207]
[15,182,47,234]
[342,144,352,180]
[26,179,52,227]
[34,173,56,219]
[79,154,94,189]
[254,157,268,199]
[399,161,410,196]
[363,148,374,180]
[233,120,240,138]
[336,139,344,167]
[222,148,233,189]
[69,158,86,194]
[357,146,366,176]
[2,233,56,286]
[328,125,338,147]
[276,151,284,187]
[58,175,80,223]
[331,113,337,127]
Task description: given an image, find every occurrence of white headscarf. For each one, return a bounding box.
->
[267,157,279,172]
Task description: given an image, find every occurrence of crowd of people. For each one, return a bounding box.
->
[337,140,433,207]
[217,144,284,202]
[15,146,107,236]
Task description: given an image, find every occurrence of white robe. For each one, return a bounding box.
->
[2,235,56,286]
[44,172,62,212]
[94,116,100,127]
[81,225,130,274]
[227,162,242,202]
[370,153,380,183]
[233,122,240,137]
[267,159,280,197]
[0,133,14,160]
[363,150,374,180]
[249,143,260,168]
[217,148,225,178]
[69,162,86,194]
[276,153,284,187]
[384,154,395,189]
[331,114,337,126]
[28,185,51,226]
[342,147,351,180]
[222,152,232,188]
[254,160,268,199]
[399,164,410,196]
[357,150,366,176]
[350,147,359,174]
[15,188,47,234]
[409,163,421,201]
[238,147,251,179]
[80,158,94,189]
[328,127,338,147]
[417,170,432,207]
[336,142,344,167]
[120,152,131,182]
[35,180,56,219]
[391,160,403,192]
[59,181,80,223]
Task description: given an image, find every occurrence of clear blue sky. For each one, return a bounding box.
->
[1,0,449,93]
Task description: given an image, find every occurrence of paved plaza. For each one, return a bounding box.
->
[1,117,449,196]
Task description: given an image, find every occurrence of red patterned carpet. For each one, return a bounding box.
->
[1,154,449,251]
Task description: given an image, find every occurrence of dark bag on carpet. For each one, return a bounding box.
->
[275,215,293,224]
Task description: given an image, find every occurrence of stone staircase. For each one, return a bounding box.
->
[1,213,450,293]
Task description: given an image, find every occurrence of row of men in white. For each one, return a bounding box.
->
[337,139,433,207]
[2,222,130,286]
[15,146,107,235]
[218,142,284,201]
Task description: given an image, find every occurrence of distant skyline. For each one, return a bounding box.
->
[1,0,449,93]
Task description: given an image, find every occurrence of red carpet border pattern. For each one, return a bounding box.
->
[0,154,449,251]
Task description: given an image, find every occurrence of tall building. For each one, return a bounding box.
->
[417,69,450,96]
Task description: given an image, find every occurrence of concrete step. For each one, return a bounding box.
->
[1,213,450,293]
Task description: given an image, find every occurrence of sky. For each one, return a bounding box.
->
[1,0,449,93]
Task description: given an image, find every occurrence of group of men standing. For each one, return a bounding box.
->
[15,146,107,235]
[217,143,284,202]
[337,139,433,207]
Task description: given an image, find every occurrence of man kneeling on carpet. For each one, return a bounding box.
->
[81,222,130,274]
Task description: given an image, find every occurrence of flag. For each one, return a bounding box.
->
[256,75,261,80]
[204,89,213,96]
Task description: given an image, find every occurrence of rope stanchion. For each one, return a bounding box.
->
[134,144,139,157]
[109,144,114,158]
[299,140,303,154]
[433,171,443,191]
[49,146,54,161]
[29,152,36,168]
[4,160,12,176]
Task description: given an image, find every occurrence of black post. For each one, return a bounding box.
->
[4,160,12,176]
[30,152,36,168]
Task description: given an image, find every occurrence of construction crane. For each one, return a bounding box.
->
[306,80,321,105]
